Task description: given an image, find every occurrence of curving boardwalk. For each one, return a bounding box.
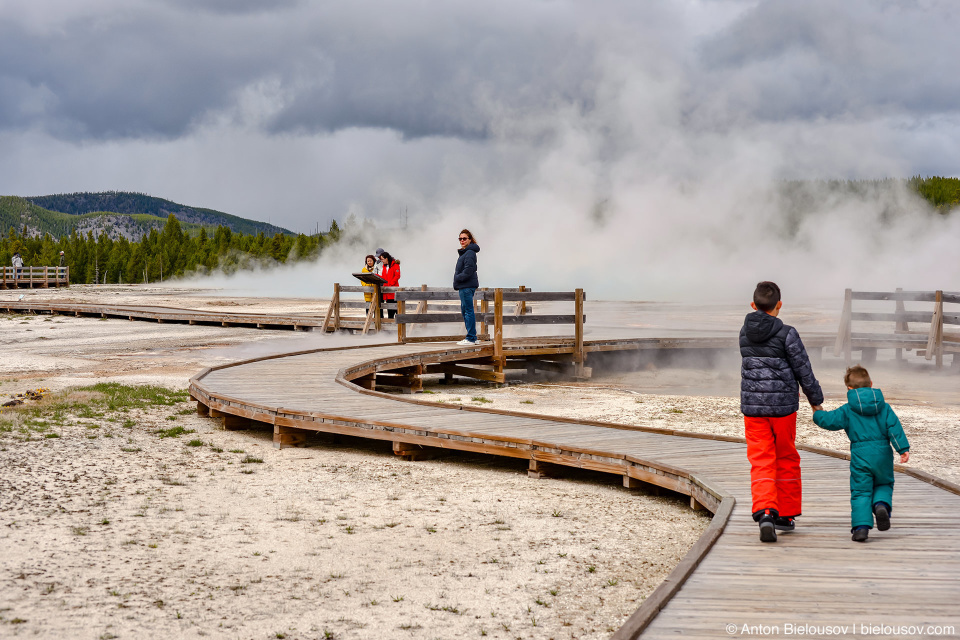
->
[190,341,960,639]
[5,301,958,637]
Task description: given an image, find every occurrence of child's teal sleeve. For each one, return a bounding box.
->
[812,406,848,431]
[883,406,910,454]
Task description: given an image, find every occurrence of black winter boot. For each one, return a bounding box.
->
[873,502,891,531]
[852,526,869,542]
[755,508,778,543]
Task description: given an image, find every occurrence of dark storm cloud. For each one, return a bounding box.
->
[692,0,960,126]
[160,0,302,15]
[0,1,600,141]
[0,1,958,143]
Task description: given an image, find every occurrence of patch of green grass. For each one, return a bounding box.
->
[667,408,683,414]
[424,603,462,614]
[156,426,195,439]
[122,419,136,429]
[77,383,190,411]
[471,396,492,404]
[120,446,141,453]
[520,400,534,404]
[185,439,204,447]
[228,449,245,454]
[240,455,263,464]
[44,433,60,439]
[210,446,223,453]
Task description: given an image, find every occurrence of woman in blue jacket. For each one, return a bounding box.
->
[453,230,480,345]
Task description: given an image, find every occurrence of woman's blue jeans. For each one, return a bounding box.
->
[458,287,477,343]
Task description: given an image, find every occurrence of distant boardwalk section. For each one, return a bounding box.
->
[1,266,68,289]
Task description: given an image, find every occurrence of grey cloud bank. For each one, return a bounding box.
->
[1,0,958,299]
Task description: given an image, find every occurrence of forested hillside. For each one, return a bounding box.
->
[28,191,292,236]
[1,214,341,285]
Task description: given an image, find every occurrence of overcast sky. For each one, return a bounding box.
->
[2,0,959,297]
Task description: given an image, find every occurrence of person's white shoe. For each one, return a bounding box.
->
[456,339,477,346]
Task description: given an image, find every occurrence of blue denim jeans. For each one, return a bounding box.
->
[458,287,477,343]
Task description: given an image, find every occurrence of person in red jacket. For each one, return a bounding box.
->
[379,251,401,319]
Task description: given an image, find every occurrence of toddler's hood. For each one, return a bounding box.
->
[847,387,885,417]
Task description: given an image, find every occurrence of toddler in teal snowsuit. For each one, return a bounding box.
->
[812,365,910,543]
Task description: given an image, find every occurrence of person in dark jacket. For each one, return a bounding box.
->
[740,281,823,543]
[813,365,910,543]
[453,229,479,345]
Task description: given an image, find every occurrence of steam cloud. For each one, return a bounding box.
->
[2,0,959,300]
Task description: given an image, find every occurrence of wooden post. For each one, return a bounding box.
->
[834,288,852,362]
[373,283,382,333]
[895,287,906,361]
[322,283,339,332]
[516,285,527,316]
[361,298,375,335]
[65,266,69,286]
[333,282,341,331]
[926,290,944,369]
[397,298,407,343]
[494,288,504,376]
[416,284,428,315]
[574,288,585,378]
[43,266,48,288]
[479,288,489,338]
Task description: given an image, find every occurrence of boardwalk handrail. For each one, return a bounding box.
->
[395,287,587,378]
[835,288,960,369]
[0,265,69,289]
[320,282,533,339]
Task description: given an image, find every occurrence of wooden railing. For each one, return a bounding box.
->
[320,283,533,337]
[396,287,587,380]
[835,288,960,369]
[1,266,69,289]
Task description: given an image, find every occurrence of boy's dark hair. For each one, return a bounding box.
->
[753,281,781,312]
[844,365,872,389]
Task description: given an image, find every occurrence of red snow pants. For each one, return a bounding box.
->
[744,413,802,517]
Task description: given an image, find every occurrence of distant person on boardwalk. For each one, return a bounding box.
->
[813,365,910,543]
[453,229,479,346]
[379,251,401,319]
[59,251,66,268]
[361,254,378,317]
[740,281,823,543]
[12,252,23,279]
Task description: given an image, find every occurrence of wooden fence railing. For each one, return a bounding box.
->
[834,288,960,369]
[395,288,586,381]
[0,266,69,289]
[320,283,533,338]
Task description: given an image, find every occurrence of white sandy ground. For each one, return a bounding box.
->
[2,286,958,638]
[1,286,709,640]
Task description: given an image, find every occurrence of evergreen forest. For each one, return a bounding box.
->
[1,214,342,284]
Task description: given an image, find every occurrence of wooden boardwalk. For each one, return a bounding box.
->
[1,300,323,330]
[5,300,958,636]
[190,341,960,639]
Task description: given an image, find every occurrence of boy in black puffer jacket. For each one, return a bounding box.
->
[741,281,824,543]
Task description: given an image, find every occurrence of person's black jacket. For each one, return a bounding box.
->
[740,311,823,417]
[453,242,480,290]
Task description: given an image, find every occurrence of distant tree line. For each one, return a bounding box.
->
[1,214,342,284]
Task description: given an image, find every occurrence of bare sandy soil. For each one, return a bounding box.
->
[1,286,709,640]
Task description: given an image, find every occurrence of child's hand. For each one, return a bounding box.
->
[900,452,910,463]
[811,405,823,412]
